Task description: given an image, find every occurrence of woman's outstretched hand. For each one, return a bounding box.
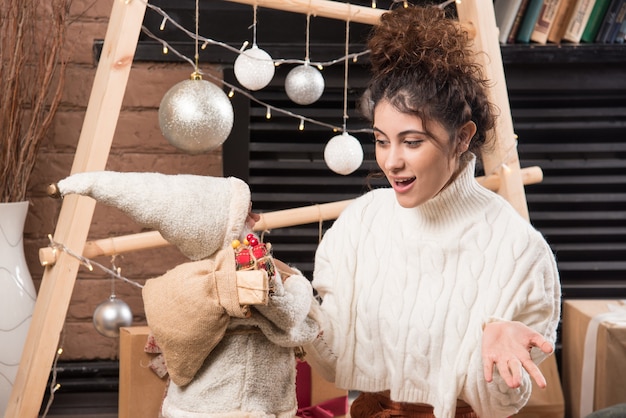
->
[482,320,554,389]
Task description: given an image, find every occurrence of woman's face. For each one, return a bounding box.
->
[373,99,468,208]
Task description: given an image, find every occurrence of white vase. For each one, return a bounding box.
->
[0,201,37,416]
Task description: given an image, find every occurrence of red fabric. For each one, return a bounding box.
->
[298,396,348,418]
[296,360,348,418]
[296,360,313,407]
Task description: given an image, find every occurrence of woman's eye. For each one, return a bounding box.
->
[374,138,389,146]
[404,140,422,147]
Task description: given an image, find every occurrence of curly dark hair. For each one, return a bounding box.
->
[365,5,497,159]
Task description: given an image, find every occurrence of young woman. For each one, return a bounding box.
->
[301,5,561,418]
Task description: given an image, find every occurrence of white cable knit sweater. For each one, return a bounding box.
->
[304,157,561,418]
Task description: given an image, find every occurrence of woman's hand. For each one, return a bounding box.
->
[482,320,554,389]
[246,211,260,230]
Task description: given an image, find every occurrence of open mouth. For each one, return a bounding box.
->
[392,177,416,191]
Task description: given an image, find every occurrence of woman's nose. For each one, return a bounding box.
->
[384,145,404,171]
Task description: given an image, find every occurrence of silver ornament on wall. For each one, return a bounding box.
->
[324,132,364,175]
[233,46,275,91]
[92,295,133,338]
[285,64,325,105]
[158,74,234,154]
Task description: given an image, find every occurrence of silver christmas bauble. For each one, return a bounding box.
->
[324,132,364,175]
[234,46,275,91]
[285,64,325,105]
[92,296,133,338]
[158,78,234,154]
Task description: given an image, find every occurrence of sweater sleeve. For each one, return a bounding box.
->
[463,237,561,418]
[302,197,365,383]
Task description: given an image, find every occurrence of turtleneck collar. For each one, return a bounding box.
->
[397,154,495,231]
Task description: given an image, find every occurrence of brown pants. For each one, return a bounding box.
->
[350,392,478,418]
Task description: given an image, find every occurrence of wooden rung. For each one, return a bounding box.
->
[38,165,542,266]
[223,0,475,38]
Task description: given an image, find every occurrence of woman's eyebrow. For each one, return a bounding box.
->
[373,126,429,137]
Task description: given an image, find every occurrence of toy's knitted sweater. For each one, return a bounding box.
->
[304,157,561,418]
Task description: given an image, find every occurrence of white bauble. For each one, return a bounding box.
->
[285,64,325,105]
[234,46,275,91]
[158,78,234,154]
[324,132,364,175]
[92,296,133,338]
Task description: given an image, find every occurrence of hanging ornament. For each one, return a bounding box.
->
[285,64,325,105]
[92,295,133,338]
[158,73,234,154]
[234,46,275,91]
[324,132,364,175]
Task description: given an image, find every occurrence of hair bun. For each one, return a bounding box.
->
[368,6,471,80]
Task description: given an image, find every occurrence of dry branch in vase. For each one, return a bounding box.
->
[0,0,71,202]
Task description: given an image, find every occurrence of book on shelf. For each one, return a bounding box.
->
[495,0,526,44]
[507,0,531,43]
[610,2,626,41]
[516,0,546,42]
[581,0,613,42]
[596,0,626,42]
[548,0,578,42]
[562,0,598,42]
[531,0,564,43]
[616,19,626,41]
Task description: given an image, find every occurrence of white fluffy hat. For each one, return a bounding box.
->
[56,171,251,261]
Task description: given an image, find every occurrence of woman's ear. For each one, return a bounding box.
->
[457,121,477,154]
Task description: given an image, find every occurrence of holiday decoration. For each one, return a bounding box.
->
[92,295,133,338]
[55,171,319,417]
[233,46,275,91]
[285,64,325,105]
[324,132,364,175]
[158,73,234,154]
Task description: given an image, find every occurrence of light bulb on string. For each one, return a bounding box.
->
[266,107,272,119]
[159,16,167,30]
[298,118,305,131]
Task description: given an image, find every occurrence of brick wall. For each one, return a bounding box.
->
[24,0,225,360]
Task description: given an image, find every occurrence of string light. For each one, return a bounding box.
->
[266,107,272,119]
[159,16,167,30]
[228,88,235,98]
[139,0,463,137]
[372,0,377,8]
[40,331,66,418]
[298,118,305,131]
[47,235,144,289]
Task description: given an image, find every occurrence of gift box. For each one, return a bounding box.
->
[562,299,626,418]
[119,326,348,418]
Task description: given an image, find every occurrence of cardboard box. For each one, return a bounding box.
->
[119,326,167,418]
[562,299,626,418]
[513,354,564,418]
[119,326,348,418]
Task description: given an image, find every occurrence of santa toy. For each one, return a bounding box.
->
[55,171,321,418]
